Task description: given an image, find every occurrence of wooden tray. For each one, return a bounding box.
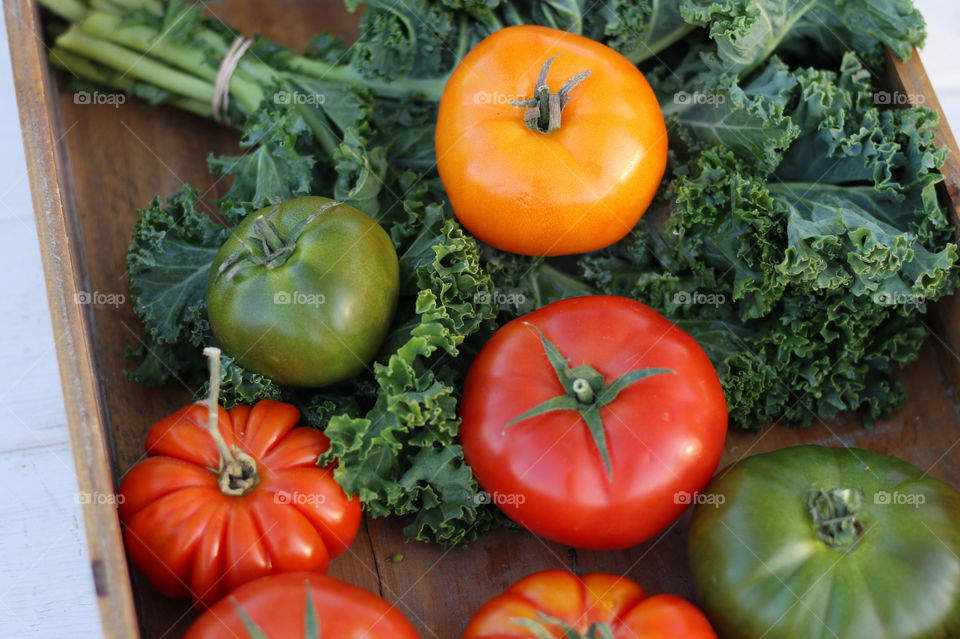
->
[7,1,960,637]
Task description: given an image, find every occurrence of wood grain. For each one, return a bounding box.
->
[13,3,960,638]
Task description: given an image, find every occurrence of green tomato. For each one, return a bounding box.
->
[689,445,960,639]
[207,197,399,387]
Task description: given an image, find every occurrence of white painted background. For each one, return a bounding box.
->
[0,2,957,636]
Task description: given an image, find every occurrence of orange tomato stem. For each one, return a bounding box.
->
[202,346,260,496]
[509,55,590,134]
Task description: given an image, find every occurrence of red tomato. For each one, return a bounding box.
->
[462,570,717,638]
[118,399,362,605]
[459,295,727,549]
[184,572,421,638]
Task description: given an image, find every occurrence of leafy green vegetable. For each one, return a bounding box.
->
[206,104,316,211]
[656,56,800,173]
[679,0,926,75]
[580,52,958,428]
[603,0,696,63]
[320,181,506,545]
[125,187,225,385]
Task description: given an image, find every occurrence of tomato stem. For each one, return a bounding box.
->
[808,487,865,550]
[234,579,323,638]
[202,347,260,496]
[202,347,233,463]
[509,56,590,134]
[252,215,295,269]
[232,595,271,639]
[303,579,321,638]
[218,201,343,279]
[503,322,674,480]
[254,215,285,254]
[511,614,616,639]
[572,378,595,403]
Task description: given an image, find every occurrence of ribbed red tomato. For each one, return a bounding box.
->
[118,383,361,605]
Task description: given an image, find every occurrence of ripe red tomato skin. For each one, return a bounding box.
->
[117,400,362,605]
[459,296,727,550]
[184,572,422,639]
[461,570,716,639]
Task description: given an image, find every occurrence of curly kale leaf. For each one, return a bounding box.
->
[679,0,926,75]
[771,179,957,300]
[581,53,958,428]
[343,0,475,82]
[677,293,927,429]
[125,186,227,384]
[204,354,285,408]
[333,128,388,218]
[320,188,501,547]
[603,0,696,63]
[654,55,800,173]
[207,99,316,212]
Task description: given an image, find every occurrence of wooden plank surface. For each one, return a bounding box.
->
[21,2,960,638]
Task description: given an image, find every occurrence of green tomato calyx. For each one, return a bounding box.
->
[509,56,590,134]
[511,613,615,639]
[503,322,674,480]
[808,487,865,550]
[216,201,342,279]
[234,579,321,638]
[202,347,259,496]
[253,215,295,268]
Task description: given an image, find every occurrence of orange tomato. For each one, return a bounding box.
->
[461,570,717,638]
[436,25,668,257]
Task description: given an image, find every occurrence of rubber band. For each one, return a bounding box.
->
[212,35,253,126]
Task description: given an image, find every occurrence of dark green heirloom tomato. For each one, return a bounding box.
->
[207,197,399,387]
[689,445,960,639]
